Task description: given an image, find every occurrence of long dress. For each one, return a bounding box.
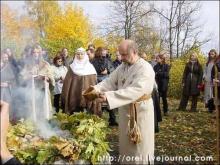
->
[94,58,155,164]
[19,59,55,120]
[0,63,16,103]
[0,63,17,120]
[178,61,203,111]
[61,69,101,115]
[62,52,102,116]
[204,62,214,103]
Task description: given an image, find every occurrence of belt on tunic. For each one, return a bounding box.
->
[127,94,151,144]
[136,94,152,102]
[0,82,11,88]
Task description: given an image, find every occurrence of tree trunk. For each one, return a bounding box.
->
[169,19,173,59]
[176,2,181,58]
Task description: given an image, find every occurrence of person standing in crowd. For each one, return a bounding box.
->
[4,48,19,73]
[34,44,52,64]
[178,52,203,112]
[0,52,17,119]
[60,48,73,67]
[113,51,122,69]
[41,49,51,64]
[84,40,155,164]
[141,52,162,133]
[62,48,101,116]
[91,47,118,126]
[91,47,113,82]
[211,52,220,113]
[4,48,20,83]
[102,48,115,72]
[19,46,55,120]
[87,44,96,61]
[88,44,95,51]
[17,45,32,71]
[154,54,170,116]
[203,49,218,113]
[51,55,68,113]
[150,54,158,67]
[87,48,95,61]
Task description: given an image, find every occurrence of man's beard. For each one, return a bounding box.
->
[33,57,40,64]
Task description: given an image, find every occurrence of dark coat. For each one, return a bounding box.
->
[113,59,122,69]
[182,61,203,96]
[153,63,170,92]
[153,88,162,133]
[62,56,73,68]
[91,57,109,75]
[91,57,114,82]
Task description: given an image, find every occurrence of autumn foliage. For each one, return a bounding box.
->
[41,4,93,56]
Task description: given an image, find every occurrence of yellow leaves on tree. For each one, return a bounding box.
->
[1,3,20,42]
[42,4,93,56]
[25,1,61,38]
[105,33,123,58]
[1,3,37,56]
[92,37,107,48]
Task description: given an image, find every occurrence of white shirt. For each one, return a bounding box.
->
[51,65,68,95]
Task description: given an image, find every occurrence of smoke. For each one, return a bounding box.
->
[37,120,71,139]
[0,54,68,139]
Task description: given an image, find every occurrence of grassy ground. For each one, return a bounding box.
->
[104,98,217,164]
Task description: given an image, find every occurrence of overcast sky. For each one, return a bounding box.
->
[2,1,219,54]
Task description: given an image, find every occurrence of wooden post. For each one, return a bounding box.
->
[214,66,220,164]
[217,103,220,165]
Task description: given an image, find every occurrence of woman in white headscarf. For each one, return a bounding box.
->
[61,48,101,116]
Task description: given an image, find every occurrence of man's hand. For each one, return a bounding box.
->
[96,93,107,103]
[101,68,108,75]
[44,76,50,83]
[0,82,9,87]
[36,75,50,82]
[213,79,220,83]
[83,86,99,101]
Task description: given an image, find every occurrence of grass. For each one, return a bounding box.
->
[104,98,218,164]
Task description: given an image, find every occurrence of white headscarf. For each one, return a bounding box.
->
[70,47,97,76]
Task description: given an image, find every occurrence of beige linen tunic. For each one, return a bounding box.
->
[94,58,155,164]
[20,60,55,119]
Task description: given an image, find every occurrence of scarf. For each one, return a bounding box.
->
[70,48,97,76]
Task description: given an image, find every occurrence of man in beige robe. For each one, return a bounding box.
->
[20,47,55,121]
[89,40,155,164]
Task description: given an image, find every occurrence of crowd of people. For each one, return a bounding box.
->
[1,39,219,164]
[1,43,219,123]
[0,43,122,125]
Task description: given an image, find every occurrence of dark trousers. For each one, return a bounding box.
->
[159,91,168,113]
[179,94,198,111]
[54,94,64,113]
[206,98,215,113]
